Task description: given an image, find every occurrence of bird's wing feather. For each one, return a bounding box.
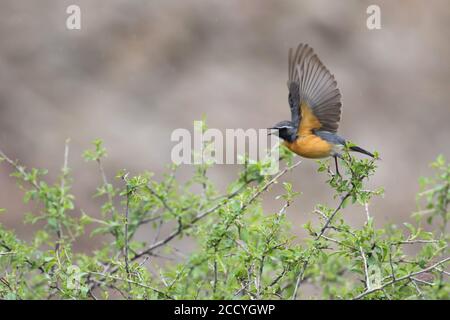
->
[288,44,342,135]
[287,45,310,131]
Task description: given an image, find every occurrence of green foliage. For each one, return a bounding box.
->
[415,155,450,232]
[0,143,448,300]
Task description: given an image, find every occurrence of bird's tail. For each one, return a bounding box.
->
[349,145,374,158]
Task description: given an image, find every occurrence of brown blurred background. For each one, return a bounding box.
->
[0,0,449,252]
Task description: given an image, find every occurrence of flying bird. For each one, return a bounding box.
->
[269,43,374,175]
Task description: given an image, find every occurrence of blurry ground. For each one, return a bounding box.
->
[0,1,449,258]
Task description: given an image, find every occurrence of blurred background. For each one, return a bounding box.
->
[0,0,449,254]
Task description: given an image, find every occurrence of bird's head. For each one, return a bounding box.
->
[268,120,297,143]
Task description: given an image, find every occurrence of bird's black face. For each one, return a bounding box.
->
[268,121,297,143]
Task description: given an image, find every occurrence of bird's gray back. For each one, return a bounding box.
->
[314,130,346,145]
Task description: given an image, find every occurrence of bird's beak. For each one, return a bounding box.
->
[267,127,276,136]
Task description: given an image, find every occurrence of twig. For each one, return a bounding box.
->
[213,255,218,294]
[435,267,450,277]
[320,235,357,251]
[256,255,265,298]
[411,277,434,286]
[239,160,301,214]
[315,193,351,240]
[97,158,113,207]
[353,256,450,299]
[89,272,173,299]
[360,246,371,290]
[146,185,176,216]
[0,148,41,191]
[0,276,10,288]
[277,201,290,217]
[411,279,423,298]
[153,220,164,244]
[0,252,16,256]
[138,215,162,225]
[291,265,306,300]
[389,248,396,281]
[267,268,287,289]
[56,139,70,251]
[61,139,70,185]
[396,239,440,245]
[364,202,370,221]
[122,173,132,294]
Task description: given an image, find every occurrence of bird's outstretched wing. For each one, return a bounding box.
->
[288,44,342,135]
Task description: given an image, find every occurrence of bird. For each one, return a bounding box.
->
[269,43,374,175]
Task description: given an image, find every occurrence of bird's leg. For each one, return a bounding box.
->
[334,155,341,177]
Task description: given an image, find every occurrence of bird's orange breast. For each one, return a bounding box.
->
[284,134,332,159]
